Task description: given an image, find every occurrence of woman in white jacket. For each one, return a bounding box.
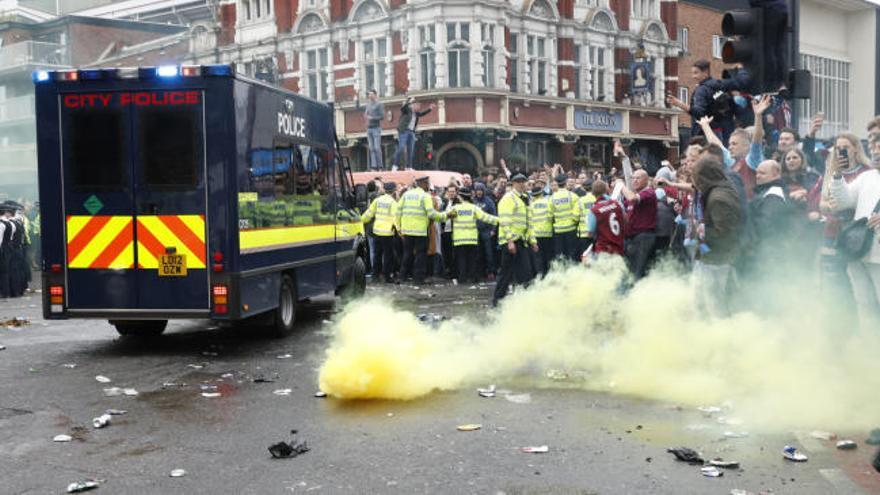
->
[830,135,880,331]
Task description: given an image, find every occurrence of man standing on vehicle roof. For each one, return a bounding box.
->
[363,89,385,171]
[397,176,454,284]
[392,97,435,171]
[361,182,399,283]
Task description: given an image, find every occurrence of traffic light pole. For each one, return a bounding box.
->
[788,0,801,128]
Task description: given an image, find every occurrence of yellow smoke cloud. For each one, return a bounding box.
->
[317,257,880,431]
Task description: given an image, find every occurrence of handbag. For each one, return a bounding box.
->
[836,197,880,261]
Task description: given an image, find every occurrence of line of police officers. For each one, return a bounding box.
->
[0,201,34,299]
[360,173,598,307]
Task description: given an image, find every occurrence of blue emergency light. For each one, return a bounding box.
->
[156,65,179,77]
[33,71,50,83]
[202,65,233,76]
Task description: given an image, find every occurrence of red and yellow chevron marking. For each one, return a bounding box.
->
[136,215,206,269]
[66,216,135,269]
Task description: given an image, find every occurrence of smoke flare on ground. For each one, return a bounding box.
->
[317,258,880,431]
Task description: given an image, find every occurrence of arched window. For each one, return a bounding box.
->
[481,23,496,88]
[446,22,470,88]
[418,25,437,90]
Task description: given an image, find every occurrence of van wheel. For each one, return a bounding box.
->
[342,257,367,299]
[112,320,167,337]
[269,275,297,338]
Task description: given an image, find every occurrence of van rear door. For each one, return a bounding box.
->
[61,90,209,313]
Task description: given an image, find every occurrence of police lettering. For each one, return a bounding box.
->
[278,113,306,138]
[62,91,201,108]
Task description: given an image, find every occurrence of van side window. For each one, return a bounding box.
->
[68,108,126,190]
[138,106,199,189]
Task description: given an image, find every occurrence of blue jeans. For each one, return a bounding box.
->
[393,130,416,169]
[366,127,383,170]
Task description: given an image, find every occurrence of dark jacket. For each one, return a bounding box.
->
[695,160,743,265]
[472,192,497,234]
[750,179,793,247]
[397,102,432,133]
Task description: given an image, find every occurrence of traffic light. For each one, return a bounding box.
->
[721,8,766,92]
[425,143,434,163]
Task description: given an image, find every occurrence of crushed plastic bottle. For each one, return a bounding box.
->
[92,414,112,429]
[53,434,73,442]
[836,440,857,450]
[95,375,111,384]
[66,479,101,493]
[521,445,549,453]
[170,469,187,478]
[456,424,482,431]
[701,466,724,477]
[273,389,292,396]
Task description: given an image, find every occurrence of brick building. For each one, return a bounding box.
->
[187,0,683,175]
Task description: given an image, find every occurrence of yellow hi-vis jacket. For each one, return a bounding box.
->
[396,187,447,236]
[577,193,598,238]
[361,193,399,236]
[497,190,536,246]
[451,202,498,247]
[529,194,553,239]
[550,189,580,234]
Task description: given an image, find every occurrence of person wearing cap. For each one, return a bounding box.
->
[493,174,537,307]
[451,187,499,283]
[549,174,581,262]
[528,185,554,277]
[472,182,497,279]
[576,188,598,259]
[3,202,27,297]
[361,182,400,283]
[396,176,454,284]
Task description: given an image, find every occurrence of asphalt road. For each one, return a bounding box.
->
[1,281,878,494]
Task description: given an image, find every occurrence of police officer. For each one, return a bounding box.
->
[396,176,453,284]
[451,186,498,283]
[361,182,399,282]
[492,174,537,307]
[528,184,554,277]
[549,174,581,262]
[7,202,28,296]
[0,203,12,298]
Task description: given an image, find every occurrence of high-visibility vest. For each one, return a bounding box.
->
[396,188,446,237]
[529,195,553,238]
[550,189,580,234]
[452,202,498,246]
[361,193,399,236]
[497,191,535,245]
[577,193,598,238]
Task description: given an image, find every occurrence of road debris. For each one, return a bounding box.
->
[477,385,496,398]
[456,424,482,431]
[105,409,127,416]
[723,431,749,439]
[123,388,139,397]
[95,375,111,383]
[2,317,29,328]
[201,392,221,398]
[276,354,293,359]
[667,447,704,465]
[708,458,740,469]
[505,393,531,404]
[416,313,446,324]
[53,434,73,442]
[546,369,569,381]
[61,363,77,368]
[835,440,857,450]
[92,414,112,429]
[521,446,549,453]
[268,432,310,459]
[66,479,101,493]
[717,416,744,426]
[314,391,327,398]
[809,430,836,441]
[253,374,276,383]
[782,445,808,462]
[701,466,724,477]
[273,389,292,396]
[169,469,187,478]
[698,406,722,414]
[187,364,205,370]
[0,344,5,351]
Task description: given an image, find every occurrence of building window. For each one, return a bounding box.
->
[678,86,689,104]
[711,35,730,59]
[589,46,608,101]
[573,45,582,98]
[240,0,272,22]
[363,38,387,97]
[482,23,495,88]
[632,0,656,18]
[447,22,471,88]
[305,48,329,101]
[678,26,688,53]
[798,53,850,139]
[509,33,519,93]
[419,25,436,90]
[527,35,548,95]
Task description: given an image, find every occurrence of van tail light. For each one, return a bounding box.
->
[51,263,62,273]
[212,284,228,307]
[212,252,224,272]
[49,285,64,311]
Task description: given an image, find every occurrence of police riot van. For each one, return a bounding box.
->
[33,65,367,337]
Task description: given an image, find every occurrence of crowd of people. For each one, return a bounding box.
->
[360,58,880,330]
[0,200,38,299]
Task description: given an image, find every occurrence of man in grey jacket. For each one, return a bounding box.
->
[364,89,385,170]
